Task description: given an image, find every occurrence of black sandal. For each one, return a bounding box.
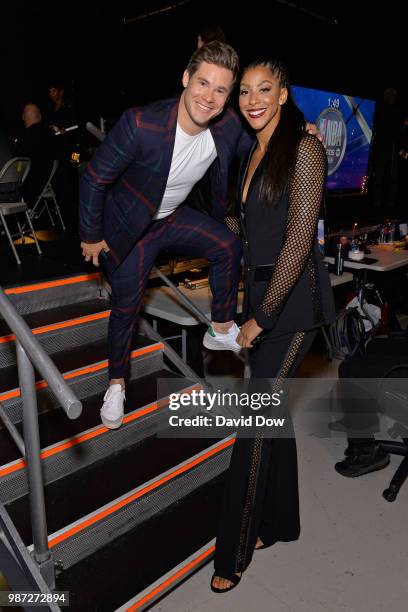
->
[210,572,241,593]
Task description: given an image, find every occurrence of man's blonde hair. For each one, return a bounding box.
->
[186,41,240,85]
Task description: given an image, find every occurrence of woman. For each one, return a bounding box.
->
[211,59,335,592]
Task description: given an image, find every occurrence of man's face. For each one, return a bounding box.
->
[49,87,63,103]
[179,62,234,134]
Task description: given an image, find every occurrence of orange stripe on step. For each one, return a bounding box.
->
[4,273,101,296]
[0,311,111,345]
[0,344,163,402]
[0,361,187,482]
[127,545,216,610]
[0,459,27,478]
[48,436,232,548]
[0,401,164,479]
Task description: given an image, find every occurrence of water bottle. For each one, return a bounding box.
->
[390,221,398,242]
[334,243,344,275]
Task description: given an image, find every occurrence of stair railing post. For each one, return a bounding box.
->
[16,340,55,589]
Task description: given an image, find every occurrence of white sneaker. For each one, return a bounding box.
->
[203,322,242,353]
[100,384,126,429]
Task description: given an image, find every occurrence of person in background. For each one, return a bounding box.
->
[47,82,75,133]
[14,103,55,207]
[197,24,226,49]
[334,335,408,478]
[211,58,335,593]
[46,83,78,230]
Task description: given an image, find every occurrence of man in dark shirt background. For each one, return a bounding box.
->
[15,103,55,207]
[0,122,12,170]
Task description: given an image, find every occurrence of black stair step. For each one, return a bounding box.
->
[0,333,156,394]
[0,368,177,467]
[0,263,94,291]
[8,430,218,546]
[0,298,110,338]
[56,476,224,612]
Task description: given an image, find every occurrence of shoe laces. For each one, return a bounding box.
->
[103,385,125,402]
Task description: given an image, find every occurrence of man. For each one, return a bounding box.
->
[47,83,75,133]
[15,104,55,206]
[197,24,226,48]
[79,42,251,429]
[335,335,408,477]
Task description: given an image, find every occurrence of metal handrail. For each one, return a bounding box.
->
[0,285,83,589]
[0,287,82,419]
[0,401,25,455]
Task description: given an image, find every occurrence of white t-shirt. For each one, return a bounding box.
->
[153,123,217,220]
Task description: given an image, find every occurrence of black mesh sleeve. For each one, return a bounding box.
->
[225,215,241,236]
[254,134,327,329]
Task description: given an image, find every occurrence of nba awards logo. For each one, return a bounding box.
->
[317,108,347,175]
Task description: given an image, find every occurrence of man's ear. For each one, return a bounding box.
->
[182,70,190,89]
[279,87,288,106]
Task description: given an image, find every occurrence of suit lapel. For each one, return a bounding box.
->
[159,100,179,185]
[210,122,227,177]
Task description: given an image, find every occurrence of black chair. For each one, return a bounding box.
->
[377,362,408,501]
[0,157,42,264]
[29,159,66,230]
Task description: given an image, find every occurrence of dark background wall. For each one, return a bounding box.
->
[1,0,405,136]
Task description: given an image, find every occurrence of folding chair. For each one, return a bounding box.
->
[30,160,66,230]
[0,157,42,265]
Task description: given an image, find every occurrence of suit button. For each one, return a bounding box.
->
[247,266,251,272]
[244,240,248,245]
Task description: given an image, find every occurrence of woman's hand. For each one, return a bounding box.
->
[305,122,323,142]
[237,318,264,348]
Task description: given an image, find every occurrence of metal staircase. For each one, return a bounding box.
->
[0,272,232,611]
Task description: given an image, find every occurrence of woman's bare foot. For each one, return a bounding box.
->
[211,573,241,590]
[255,537,264,549]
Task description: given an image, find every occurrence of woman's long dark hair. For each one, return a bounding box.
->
[244,59,305,205]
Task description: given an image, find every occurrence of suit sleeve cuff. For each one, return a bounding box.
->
[79,233,104,244]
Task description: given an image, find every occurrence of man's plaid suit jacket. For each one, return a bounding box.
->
[79,98,252,267]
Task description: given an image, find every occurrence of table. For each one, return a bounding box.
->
[330,271,353,286]
[143,286,242,364]
[325,245,408,273]
[142,273,352,362]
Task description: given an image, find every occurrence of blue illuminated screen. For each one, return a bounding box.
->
[292,86,376,191]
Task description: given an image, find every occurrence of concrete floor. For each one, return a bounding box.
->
[152,352,408,612]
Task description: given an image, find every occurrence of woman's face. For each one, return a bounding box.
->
[239,66,287,133]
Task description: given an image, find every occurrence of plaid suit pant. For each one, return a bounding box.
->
[106,205,242,379]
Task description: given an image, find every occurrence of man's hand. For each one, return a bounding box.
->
[237,318,263,348]
[80,240,109,267]
[305,122,323,143]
